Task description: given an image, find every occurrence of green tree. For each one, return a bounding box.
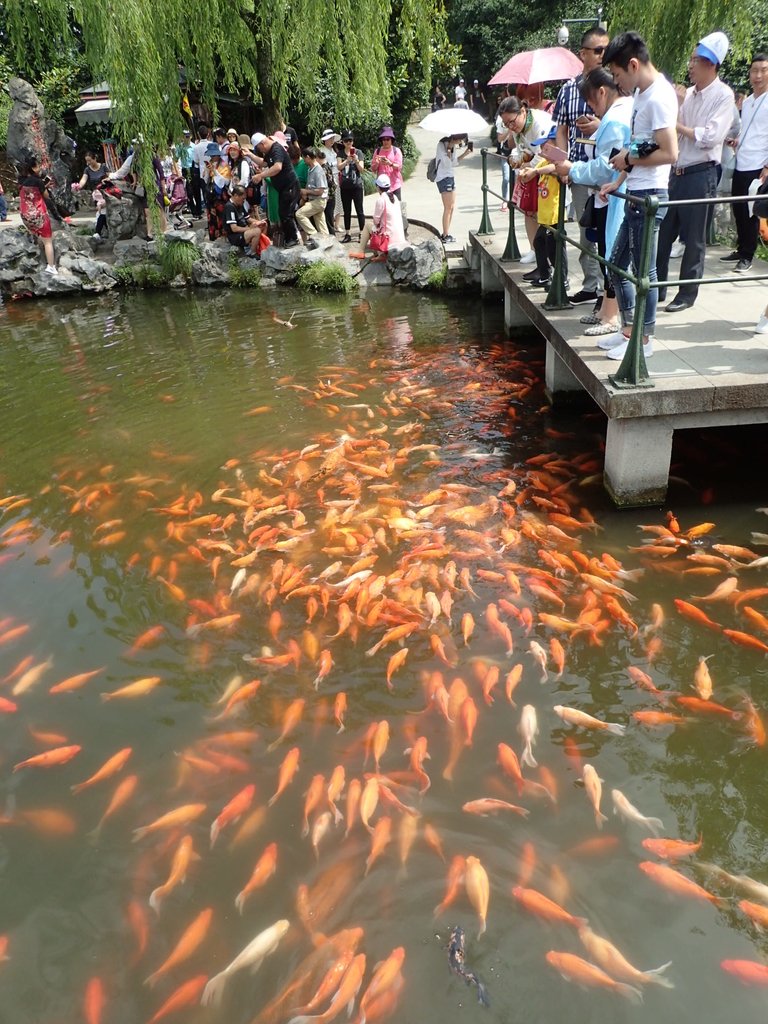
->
[613,0,752,79]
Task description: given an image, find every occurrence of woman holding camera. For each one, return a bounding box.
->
[433,135,472,243]
[337,131,365,242]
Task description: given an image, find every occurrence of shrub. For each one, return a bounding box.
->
[112,261,170,289]
[156,238,200,281]
[426,262,448,290]
[295,259,358,293]
[228,252,262,287]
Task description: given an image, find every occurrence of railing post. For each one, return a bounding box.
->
[501,187,521,261]
[608,194,657,390]
[477,148,494,235]
[543,178,570,310]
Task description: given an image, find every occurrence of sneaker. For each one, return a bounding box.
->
[733,259,752,273]
[500,202,508,212]
[528,276,552,288]
[341,234,352,243]
[519,250,537,265]
[755,314,768,334]
[44,264,59,276]
[719,251,741,262]
[522,267,542,281]
[305,238,319,250]
[579,311,602,326]
[284,238,300,248]
[597,328,627,350]
[441,234,457,243]
[568,289,599,306]
[585,320,620,336]
[606,336,654,360]
[670,240,685,258]
[92,232,102,239]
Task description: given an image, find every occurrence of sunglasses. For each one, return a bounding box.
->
[581,45,605,55]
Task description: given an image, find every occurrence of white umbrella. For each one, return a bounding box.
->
[418,109,491,136]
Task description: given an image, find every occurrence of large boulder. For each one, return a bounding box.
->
[387,239,444,288]
[191,255,231,286]
[6,77,77,215]
[58,253,117,293]
[112,238,151,265]
[260,244,305,274]
[104,189,145,241]
[30,267,82,296]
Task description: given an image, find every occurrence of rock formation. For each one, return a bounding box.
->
[6,77,77,215]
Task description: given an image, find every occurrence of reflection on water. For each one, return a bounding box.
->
[1,289,768,1024]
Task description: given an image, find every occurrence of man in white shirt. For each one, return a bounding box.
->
[598,31,679,360]
[455,79,468,108]
[657,32,734,311]
[721,53,768,272]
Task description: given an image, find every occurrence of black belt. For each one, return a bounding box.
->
[673,161,716,176]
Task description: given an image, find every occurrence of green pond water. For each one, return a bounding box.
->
[0,288,767,1024]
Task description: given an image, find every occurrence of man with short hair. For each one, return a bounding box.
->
[295,148,329,247]
[250,132,301,247]
[224,184,265,255]
[553,25,611,309]
[598,31,679,361]
[656,32,734,312]
[455,79,468,108]
[720,53,768,273]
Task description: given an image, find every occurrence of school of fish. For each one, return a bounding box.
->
[2,340,768,1024]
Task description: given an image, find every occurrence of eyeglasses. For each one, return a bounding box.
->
[581,45,605,55]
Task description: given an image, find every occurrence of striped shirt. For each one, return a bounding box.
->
[552,76,594,162]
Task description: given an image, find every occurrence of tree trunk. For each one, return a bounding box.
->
[254,44,283,133]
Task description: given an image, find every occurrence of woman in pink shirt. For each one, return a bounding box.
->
[350,173,405,258]
[370,127,404,199]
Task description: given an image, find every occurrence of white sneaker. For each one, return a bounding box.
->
[606,336,654,360]
[670,241,685,259]
[755,314,768,334]
[519,250,536,265]
[597,328,627,350]
[44,265,58,276]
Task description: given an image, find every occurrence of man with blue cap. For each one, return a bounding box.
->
[657,30,735,312]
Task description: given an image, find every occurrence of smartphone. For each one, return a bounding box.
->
[609,147,620,159]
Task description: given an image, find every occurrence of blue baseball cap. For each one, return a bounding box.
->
[530,126,558,146]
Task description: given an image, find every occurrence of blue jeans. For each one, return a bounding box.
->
[0,193,7,220]
[609,189,668,336]
[501,159,510,202]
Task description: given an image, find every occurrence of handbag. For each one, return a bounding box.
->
[578,192,598,229]
[512,175,538,214]
[752,179,768,220]
[370,230,389,253]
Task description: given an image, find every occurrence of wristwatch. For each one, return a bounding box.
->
[624,154,634,171]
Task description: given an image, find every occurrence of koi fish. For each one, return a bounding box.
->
[545,951,643,1005]
[201,919,291,1007]
[554,705,626,736]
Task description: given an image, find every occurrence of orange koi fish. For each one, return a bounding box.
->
[641,836,702,860]
[268,747,300,807]
[365,815,392,875]
[13,744,81,773]
[145,831,197,908]
[268,698,306,752]
[546,951,642,1005]
[84,977,105,1024]
[673,600,721,631]
[497,743,525,794]
[638,861,724,904]
[147,975,208,1024]
[49,667,104,695]
[100,676,162,701]
[333,692,347,733]
[465,855,490,938]
[512,886,587,928]
[145,907,213,988]
[720,959,768,986]
[235,842,278,914]
[71,747,132,794]
[210,783,256,847]
[434,855,466,917]
[462,799,529,818]
[133,803,207,842]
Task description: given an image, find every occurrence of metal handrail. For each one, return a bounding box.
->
[478,148,768,389]
[477,148,520,261]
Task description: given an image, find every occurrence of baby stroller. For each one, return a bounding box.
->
[167,173,194,228]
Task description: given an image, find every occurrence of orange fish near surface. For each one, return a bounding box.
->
[268,747,301,807]
[641,836,702,860]
[512,886,587,928]
[545,951,643,1005]
[13,745,81,773]
[83,977,105,1024]
[638,861,724,905]
[720,960,768,986]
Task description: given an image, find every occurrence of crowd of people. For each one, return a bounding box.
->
[492,27,768,349]
[17,123,410,273]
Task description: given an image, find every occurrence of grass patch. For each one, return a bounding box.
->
[295,259,358,293]
[756,240,768,263]
[402,135,419,183]
[228,252,262,287]
[426,262,448,290]
[156,238,200,281]
[112,261,170,289]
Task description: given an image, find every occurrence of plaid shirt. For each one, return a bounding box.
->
[552,75,594,162]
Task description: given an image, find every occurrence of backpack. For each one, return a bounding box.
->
[340,155,361,188]
[426,157,438,182]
